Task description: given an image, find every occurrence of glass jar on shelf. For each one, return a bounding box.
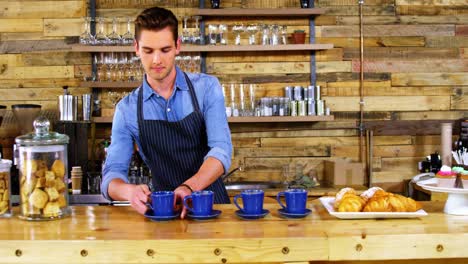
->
[0,157,12,218]
[15,117,70,221]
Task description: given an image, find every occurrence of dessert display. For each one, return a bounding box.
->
[334,187,422,213]
[436,165,456,188]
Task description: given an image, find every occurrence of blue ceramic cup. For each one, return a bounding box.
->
[233,189,264,215]
[148,191,175,216]
[276,189,308,214]
[183,190,214,216]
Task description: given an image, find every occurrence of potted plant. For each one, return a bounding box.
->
[292,29,306,44]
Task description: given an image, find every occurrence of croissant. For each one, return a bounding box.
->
[334,187,357,209]
[390,194,422,212]
[362,195,392,212]
[337,194,365,212]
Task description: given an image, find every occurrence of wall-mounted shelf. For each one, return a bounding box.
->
[71,44,333,53]
[81,81,140,88]
[93,115,334,124]
[195,8,325,16]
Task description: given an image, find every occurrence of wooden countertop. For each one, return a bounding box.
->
[0,200,467,264]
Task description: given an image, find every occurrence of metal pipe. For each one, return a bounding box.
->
[358,0,366,164]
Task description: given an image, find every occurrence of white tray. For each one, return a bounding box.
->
[319,197,428,219]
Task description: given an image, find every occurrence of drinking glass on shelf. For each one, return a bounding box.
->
[261,24,270,45]
[80,17,95,45]
[270,24,279,45]
[246,24,258,45]
[249,84,257,115]
[183,55,192,71]
[232,24,244,45]
[192,55,201,72]
[280,25,288,45]
[95,53,107,82]
[108,17,122,45]
[229,83,239,117]
[108,91,121,108]
[208,24,218,45]
[218,24,227,45]
[94,17,109,45]
[182,16,191,44]
[121,17,134,45]
[192,16,202,45]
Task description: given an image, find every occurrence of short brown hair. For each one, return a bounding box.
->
[134,7,179,44]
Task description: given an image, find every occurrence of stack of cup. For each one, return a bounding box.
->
[71,166,83,195]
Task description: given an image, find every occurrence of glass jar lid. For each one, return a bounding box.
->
[15,116,69,146]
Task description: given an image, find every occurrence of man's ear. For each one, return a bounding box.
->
[134,40,140,56]
[175,37,181,55]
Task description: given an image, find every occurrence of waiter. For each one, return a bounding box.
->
[101,7,232,218]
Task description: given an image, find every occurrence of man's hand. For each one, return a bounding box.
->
[129,184,151,215]
[174,185,192,219]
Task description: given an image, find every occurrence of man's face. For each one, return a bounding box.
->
[135,27,180,83]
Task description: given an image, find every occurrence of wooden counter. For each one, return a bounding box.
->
[0,200,467,264]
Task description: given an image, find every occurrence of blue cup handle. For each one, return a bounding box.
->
[276,192,287,209]
[145,202,153,211]
[183,195,193,212]
[233,194,243,211]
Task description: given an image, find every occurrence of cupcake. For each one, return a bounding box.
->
[436,165,456,188]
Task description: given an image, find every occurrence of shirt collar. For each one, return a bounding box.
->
[142,66,189,101]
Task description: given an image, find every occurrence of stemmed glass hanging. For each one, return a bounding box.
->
[80,17,95,45]
[107,17,122,45]
[121,17,134,45]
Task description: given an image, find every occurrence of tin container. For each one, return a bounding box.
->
[15,116,70,221]
[298,100,307,116]
[293,86,303,101]
[284,86,293,101]
[0,158,12,218]
[290,101,298,116]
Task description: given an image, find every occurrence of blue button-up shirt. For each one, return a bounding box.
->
[101,67,232,200]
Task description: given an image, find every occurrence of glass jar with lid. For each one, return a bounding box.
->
[0,157,12,218]
[15,116,70,220]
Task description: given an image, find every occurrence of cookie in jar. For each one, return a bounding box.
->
[15,116,70,221]
[0,157,12,218]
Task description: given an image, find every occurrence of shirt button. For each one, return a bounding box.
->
[167,108,171,112]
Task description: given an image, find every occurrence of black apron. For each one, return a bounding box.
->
[137,72,230,204]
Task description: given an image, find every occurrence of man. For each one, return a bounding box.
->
[101,7,232,218]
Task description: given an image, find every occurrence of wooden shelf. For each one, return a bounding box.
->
[195,8,326,16]
[93,115,334,124]
[80,81,140,88]
[70,44,333,53]
[228,115,334,123]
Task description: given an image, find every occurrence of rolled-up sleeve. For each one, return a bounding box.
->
[101,102,134,200]
[202,77,232,173]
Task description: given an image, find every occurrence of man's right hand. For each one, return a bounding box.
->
[129,184,151,215]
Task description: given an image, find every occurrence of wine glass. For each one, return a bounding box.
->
[182,16,191,44]
[246,24,258,45]
[192,16,202,45]
[108,91,121,108]
[280,25,288,45]
[80,17,95,45]
[218,24,227,45]
[94,17,109,45]
[107,17,122,45]
[208,24,218,45]
[270,24,279,45]
[121,17,134,45]
[261,24,270,45]
[232,24,244,45]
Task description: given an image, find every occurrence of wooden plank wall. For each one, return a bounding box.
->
[1,0,467,192]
